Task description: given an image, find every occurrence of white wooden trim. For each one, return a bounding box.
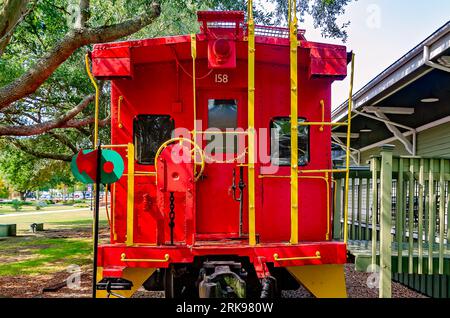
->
[358,115,450,153]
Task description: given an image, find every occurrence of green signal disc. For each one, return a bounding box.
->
[100,149,125,184]
[71,149,95,184]
[71,149,125,184]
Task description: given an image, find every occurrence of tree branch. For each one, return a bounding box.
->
[0,94,95,136]
[62,116,110,129]
[0,1,161,110]
[8,138,73,162]
[47,131,78,154]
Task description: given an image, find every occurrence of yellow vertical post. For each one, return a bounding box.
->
[191,34,197,150]
[247,0,256,246]
[343,53,355,244]
[126,143,135,246]
[112,183,117,241]
[85,54,100,148]
[289,0,299,244]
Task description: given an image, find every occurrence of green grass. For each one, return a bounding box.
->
[0,208,107,231]
[47,219,109,229]
[0,204,88,215]
[0,236,93,276]
[0,208,109,276]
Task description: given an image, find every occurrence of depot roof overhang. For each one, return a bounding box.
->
[332,21,450,151]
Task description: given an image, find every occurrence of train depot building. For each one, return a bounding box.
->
[332,21,450,164]
[332,21,450,298]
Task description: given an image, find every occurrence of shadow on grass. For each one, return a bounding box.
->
[0,220,109,276]
[0,237,93,276]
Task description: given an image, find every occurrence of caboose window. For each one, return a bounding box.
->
[207,99,238,153]
[208,99,237,129]
[270,117,309,166]
[133,115,174,165]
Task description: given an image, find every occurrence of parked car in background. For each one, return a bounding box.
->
[40,192,51,200]
[74,191,85,200]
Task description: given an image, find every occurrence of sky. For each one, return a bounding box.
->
[266,0,450,109]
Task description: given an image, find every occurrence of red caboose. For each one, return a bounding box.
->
[91,9,349,298]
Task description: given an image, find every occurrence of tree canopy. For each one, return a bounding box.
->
[0,0,353,194]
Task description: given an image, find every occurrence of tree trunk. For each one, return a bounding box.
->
[0,0,29,55]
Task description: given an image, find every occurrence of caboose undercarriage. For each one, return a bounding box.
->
[96,241,347,298]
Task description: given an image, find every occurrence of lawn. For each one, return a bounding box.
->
[0,208,108,277]
[0,208,106,231]
[0,236,93,276]
[0,203,90,215]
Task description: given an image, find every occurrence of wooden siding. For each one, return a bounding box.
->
[359,122,450,164]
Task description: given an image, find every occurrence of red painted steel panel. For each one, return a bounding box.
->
[98,242,347,270]
[92,46,132,78]
[94,14,348,273]
[92,58,132,78]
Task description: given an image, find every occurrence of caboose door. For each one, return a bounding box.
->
[195,90,248,238]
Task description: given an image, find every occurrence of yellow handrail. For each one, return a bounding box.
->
[84,54,100,148]
[154,137,205,182]
[101,144,129,149]
[247,0,256,247]
[299,169,348,174]
[259,174,331,240]
[126,143,135,246]
[343,53,356,244]
[319,100,325,132]
[112,183,117,241]
[289,0,299,245]
[135,171,157,176]
[191,33,197,154]
[123,172,156,177]
[118,96,123,128]
[299,122,348,126]
[192,131,249,135]
[273,251,321,262]
[121,253,169,263]
[102,144,128,149]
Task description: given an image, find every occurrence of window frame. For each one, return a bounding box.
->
[206,98,240,155]
[133,114,175,165]
[269,116,310,167]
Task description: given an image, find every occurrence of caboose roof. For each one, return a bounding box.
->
[92,31,345,65]
[92,26,346,64]
[91,11,348,80]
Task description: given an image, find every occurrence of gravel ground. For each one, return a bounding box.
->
[282,264,427,298]
[0,263,427,298]
[0,227,426,299]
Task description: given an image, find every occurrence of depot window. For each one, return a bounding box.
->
[270,117,309,166]
[207,99,239,153]
[133,115,174,165]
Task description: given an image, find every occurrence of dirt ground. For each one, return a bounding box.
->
[0,227,427,299]
[0,264,426,298]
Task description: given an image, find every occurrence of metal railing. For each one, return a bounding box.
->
[334,149,450,297]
